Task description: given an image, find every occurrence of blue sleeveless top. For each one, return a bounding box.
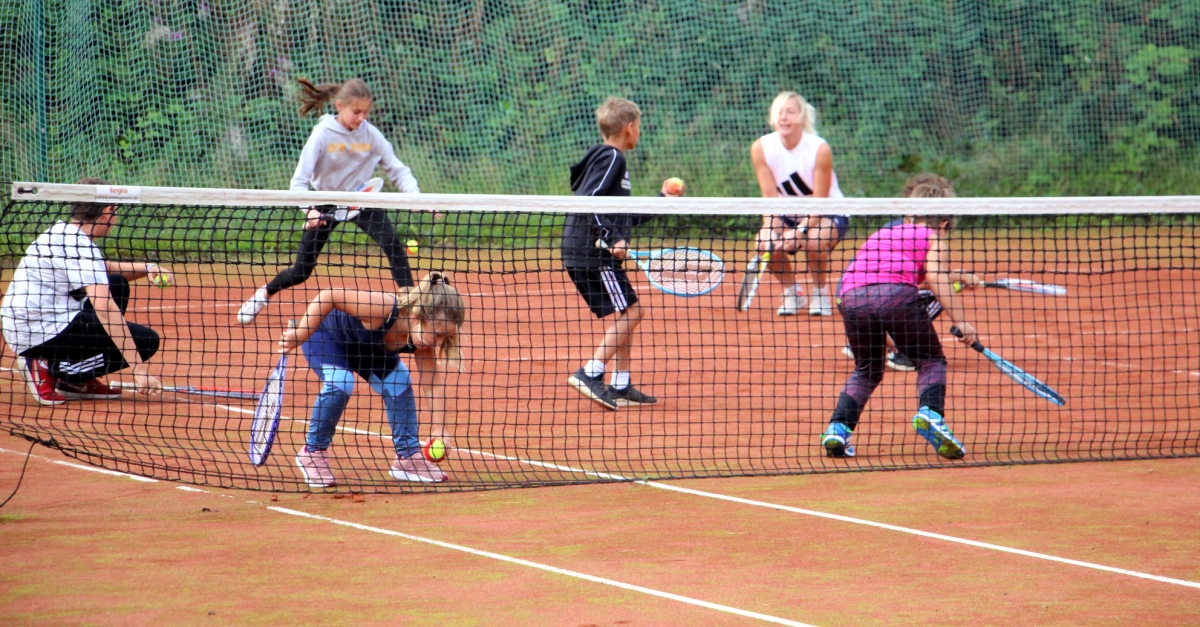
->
[302,298,415,379]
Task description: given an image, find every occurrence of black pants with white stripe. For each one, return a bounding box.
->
[20,275,160,384]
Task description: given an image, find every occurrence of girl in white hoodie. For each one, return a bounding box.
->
[238,78,421,324]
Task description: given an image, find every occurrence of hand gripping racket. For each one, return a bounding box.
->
[597,240,724,297]
[951,326,1065,406]
[249,320,296,466]
[954,277,1067,296]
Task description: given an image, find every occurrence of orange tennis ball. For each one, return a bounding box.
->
[406,239,419,256]
[664,177,685,196]
[422,438,447,464]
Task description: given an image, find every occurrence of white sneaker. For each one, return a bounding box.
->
[819,293,834,316]
[237,286,270,325]
[809,288,829,316]
[776,287,808,316]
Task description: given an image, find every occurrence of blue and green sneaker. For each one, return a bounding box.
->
[821,422,856,458]
[912,407,965,459]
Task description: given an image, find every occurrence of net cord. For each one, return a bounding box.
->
[11,183,1200,216]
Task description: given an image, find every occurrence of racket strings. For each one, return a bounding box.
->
[645,250,724,295]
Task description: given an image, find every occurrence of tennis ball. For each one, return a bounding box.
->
[422,438,447,464]
[406,239,419,256]
[664,177,685,196]
[153,273,171,289]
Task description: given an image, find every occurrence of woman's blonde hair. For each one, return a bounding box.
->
[902,173,957,230]
[398,271,466,371]
[768,91,817,135]
[296,78,373,117]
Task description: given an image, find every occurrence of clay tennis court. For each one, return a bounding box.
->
[2,222,1199,624]
[2,224,1196,489]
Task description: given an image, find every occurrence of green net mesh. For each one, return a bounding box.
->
[2,1,1198,197]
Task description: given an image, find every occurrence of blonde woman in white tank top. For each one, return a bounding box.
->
[750,92,848,316]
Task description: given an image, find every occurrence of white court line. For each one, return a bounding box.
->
[269,506,816,627]
[0,447,157,483]
[11,397,1199,592]
[0,444,814,626]
[197,403,1200,591]
[458,449,1200,590]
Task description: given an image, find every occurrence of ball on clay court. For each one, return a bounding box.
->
[665,177,685,196]
[406,239,420,256]
[422,438,447,463]
[153,274,171,289]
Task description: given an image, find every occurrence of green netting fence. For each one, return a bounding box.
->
[2,1,1198,196]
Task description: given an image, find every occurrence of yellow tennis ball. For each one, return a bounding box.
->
[153,274,171,289]
[406,239,419,256]
[665,177,685,196]
[422,438,446,463]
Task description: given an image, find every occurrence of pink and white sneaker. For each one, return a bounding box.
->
[295,446,337,488]
[390,454,447,483]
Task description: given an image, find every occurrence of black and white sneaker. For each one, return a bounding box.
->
[886,351,916,372]
[608,385,657,407]
[567,367,617,411]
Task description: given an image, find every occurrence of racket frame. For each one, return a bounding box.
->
[249,320,296,466]
[596,240,725,297]
[951,326,1065,406]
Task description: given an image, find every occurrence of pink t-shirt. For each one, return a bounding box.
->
[839,223,934,296]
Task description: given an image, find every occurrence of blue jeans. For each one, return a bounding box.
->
[306,363,420,457]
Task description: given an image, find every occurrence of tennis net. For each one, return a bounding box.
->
[2,183,1198,492]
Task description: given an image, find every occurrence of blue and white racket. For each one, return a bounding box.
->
[597,240,724,297]
[955,278,1067,296]
[951,326,1065,406]
[249,320,295,466]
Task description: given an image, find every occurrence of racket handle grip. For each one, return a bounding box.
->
[949,326,985,352]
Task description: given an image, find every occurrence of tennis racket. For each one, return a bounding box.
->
[325,176,384,223]
[950,326,1065,406]
[735,252,770,311]
[110,381,259,400]
[249,320,295,466]
[954,278,1066,296]
[597,240,724,297]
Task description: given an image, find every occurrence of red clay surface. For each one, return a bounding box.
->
[1,430,1198,626]
[2,227,1197,492]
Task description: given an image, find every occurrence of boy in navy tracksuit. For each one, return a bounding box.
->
[562,97,682,410]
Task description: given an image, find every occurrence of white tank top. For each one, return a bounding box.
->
[760,131,844,199]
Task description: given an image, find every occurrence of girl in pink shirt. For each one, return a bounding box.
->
[822,176,979,460]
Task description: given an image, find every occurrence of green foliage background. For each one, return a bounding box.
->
[1,0,1197,198]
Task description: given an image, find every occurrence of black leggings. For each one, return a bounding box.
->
[266,208,414,294]
[21,275,161,384]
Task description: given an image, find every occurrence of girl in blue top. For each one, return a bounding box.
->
[278,272,465,486]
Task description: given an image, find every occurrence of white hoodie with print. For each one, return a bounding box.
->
[289,114,420,194]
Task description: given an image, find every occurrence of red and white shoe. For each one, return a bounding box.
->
[16,356,66,406]
[57,378,122,400]
[295,446,337,488]
[390,454,448,483]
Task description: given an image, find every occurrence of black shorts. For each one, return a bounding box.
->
[566,266,638,318]
[21,302,160,384]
